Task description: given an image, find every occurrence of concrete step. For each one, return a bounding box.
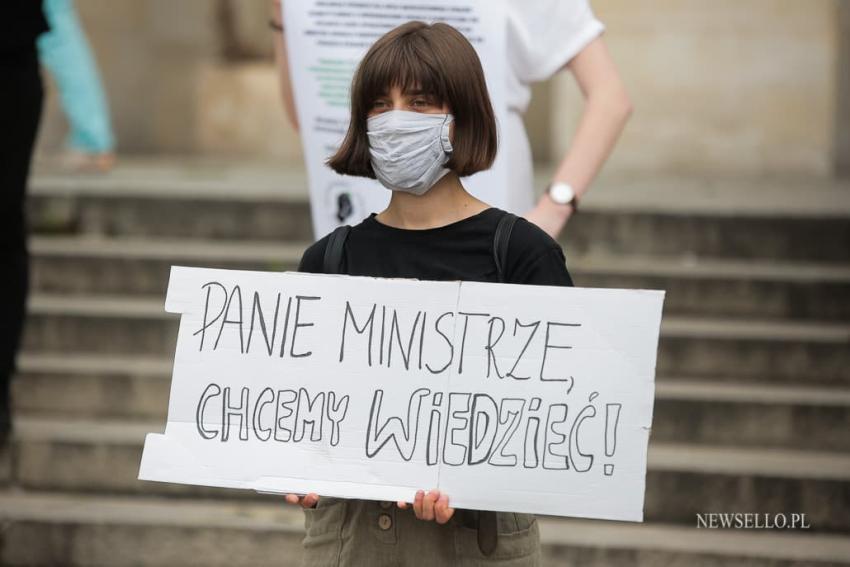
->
[22,295,850,384]
[30,236,850,321]
[28,165,850,263]
[8,418,850,533]
[14,354,172,421]
[0,491,304,566]
[1,491,849,567]
[651,380,850,451]
[13,354,850,452]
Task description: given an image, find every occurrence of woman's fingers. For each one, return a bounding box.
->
[420,489,440,521]
[397,500,409,510]
[284,493,319,508]
[301,493,319,509]
[410,489,450,522]
[413,489,425,517]
[434,494,454,524]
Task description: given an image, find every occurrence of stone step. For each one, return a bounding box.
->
[0,490,304,566]
[22,295,850,384]
[30,236,850,321]
[651,380,850,451]
[13,354,850,452]
[28,167,850,263]
[8,418,850,533]
[1,491,848,567]
[15,354,172,421]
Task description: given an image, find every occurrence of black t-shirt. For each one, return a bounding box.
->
[298,207,573,287]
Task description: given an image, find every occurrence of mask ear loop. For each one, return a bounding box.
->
[439,114,454,153]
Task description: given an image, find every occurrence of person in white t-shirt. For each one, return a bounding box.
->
[270,0,631,238]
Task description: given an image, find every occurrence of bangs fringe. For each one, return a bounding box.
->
[356,32,448,107]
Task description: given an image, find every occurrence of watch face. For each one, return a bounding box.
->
[550,183,575,205]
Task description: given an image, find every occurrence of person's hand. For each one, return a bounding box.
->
[284,492,319,509]
[397,489,454,524]
[524,194,574,239]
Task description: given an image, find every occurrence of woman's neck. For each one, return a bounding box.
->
[375,172,490,229]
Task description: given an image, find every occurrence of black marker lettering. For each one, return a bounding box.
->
[426,311,454,374]
[195,383,221,439]
[193,282,227,352]
[540,321,580,382]
[468,394,498,465]
[290,295,320,358]
[457,312,489,374]
[326,391,350,447]
[252,387,275,441]
[247,292,280,356]
[543,404,570,470]
[221,386,249,442]
[442,392,471,465]
[507,319,540,380]
[293,387,325,442]
[366,388,430,460]
[274,389,297,442]
[339,301,376,365]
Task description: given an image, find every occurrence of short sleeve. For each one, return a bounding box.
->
[506,0,606,83]
[504,216,574,287]
[297,236,330,273]
[513,247,574,287]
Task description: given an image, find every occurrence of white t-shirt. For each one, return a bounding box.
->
[502,0,605,213]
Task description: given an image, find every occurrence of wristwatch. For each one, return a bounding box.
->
[547,181,579,213]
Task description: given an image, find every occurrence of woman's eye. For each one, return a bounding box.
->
[411,99,429,107]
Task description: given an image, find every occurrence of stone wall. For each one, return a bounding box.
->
[552,0,840,176]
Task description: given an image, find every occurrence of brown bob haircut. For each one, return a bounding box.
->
[327,21,497,178]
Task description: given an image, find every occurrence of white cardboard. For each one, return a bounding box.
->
[282,0,509,239]
[139,267,664,521]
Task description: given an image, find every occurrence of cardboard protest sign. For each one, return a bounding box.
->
[139,267,664,521]
[282,0,509,239]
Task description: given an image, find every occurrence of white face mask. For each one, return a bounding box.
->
[366,110,454,195]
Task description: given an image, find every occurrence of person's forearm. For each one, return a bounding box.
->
[551,86,632,200]
[270,1,300,131]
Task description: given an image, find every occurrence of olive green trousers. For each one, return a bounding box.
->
[302,497,541,566]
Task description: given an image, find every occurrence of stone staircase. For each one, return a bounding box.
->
[2,161,850,566]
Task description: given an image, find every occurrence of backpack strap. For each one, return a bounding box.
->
[322,225,351,274]
[493,212,518,283]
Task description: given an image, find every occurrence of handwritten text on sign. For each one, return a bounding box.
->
[139,268,664,521]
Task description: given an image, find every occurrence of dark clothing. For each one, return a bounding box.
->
[1,11,45,433]
[298,208,573,287]
[1,0,49,52]
[296,206,572,566]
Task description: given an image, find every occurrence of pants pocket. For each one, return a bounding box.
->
[301,497,347,567]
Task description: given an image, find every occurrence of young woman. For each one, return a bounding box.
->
[293,21,573,566]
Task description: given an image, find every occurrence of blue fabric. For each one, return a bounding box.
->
[37,0,114,152]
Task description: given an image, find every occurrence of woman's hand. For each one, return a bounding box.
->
[284,492,319,509]
[397,489,454,524]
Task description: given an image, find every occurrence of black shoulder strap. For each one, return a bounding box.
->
[493,213,518,283]
[322,225,351,274]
